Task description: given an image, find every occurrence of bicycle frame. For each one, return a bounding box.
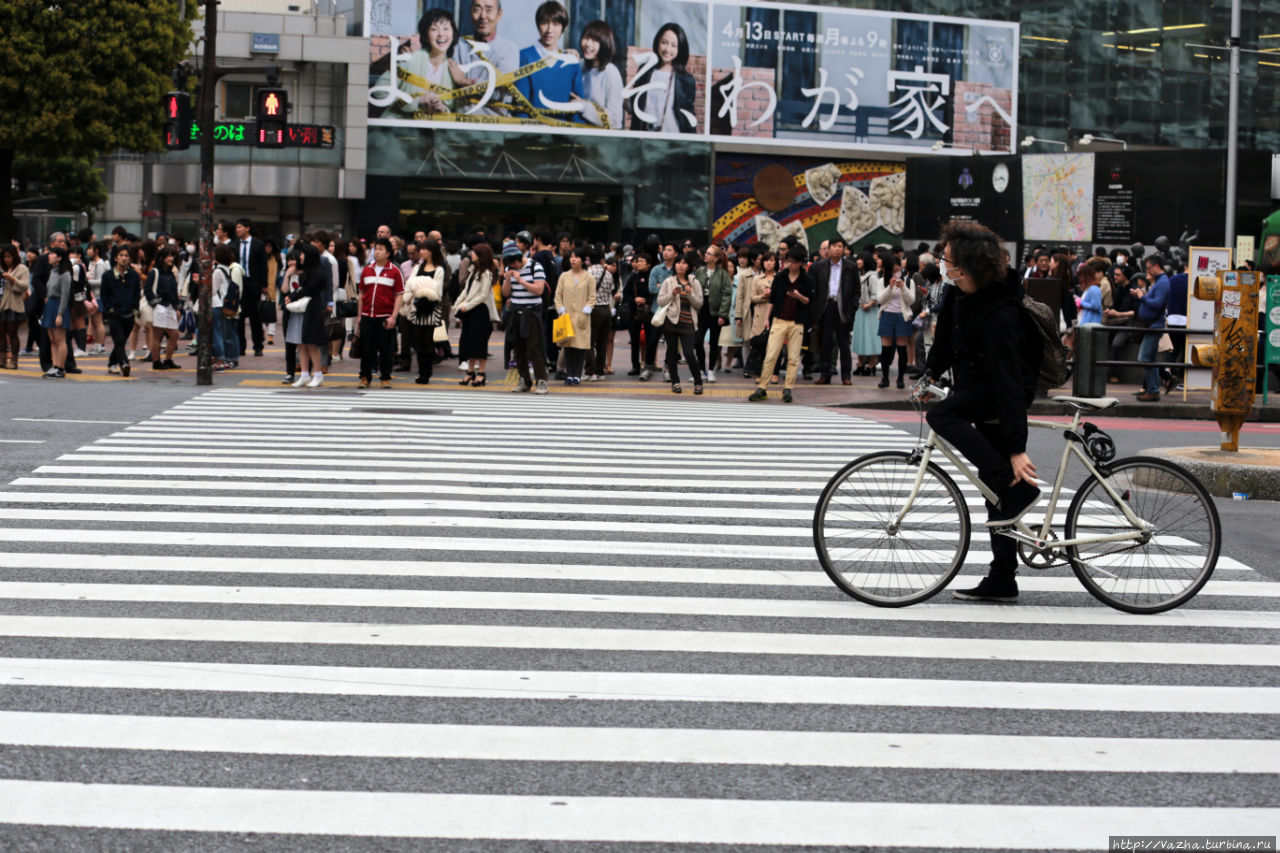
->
[896,408,1152,552]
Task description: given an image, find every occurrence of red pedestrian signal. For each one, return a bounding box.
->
[163,91,192,150]
[255,88,288,149]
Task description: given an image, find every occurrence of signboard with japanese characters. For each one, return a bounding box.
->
[364,0,1017,151]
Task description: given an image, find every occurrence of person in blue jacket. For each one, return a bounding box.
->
[1132,254,1170,402]
[515,1,584,122]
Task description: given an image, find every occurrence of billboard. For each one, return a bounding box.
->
[365,0,1018,153]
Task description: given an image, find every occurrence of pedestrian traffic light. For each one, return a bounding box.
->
[255,88,288,148]
[163,91,192,150]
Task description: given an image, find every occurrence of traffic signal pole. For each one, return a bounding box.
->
[195,0,217,386]
[191,0,284,385]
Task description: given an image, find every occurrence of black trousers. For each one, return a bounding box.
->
[925,382,1019,573]
[359,316,397,381]
[627,310,648,370]
[238,295,264,355]
[663,327,701,385]
[589,305,611,375]
[411,325,436,380]
[694,303,712,373]
[644,315,661,367]
[396,316,414,366]
[513,309,548,384]
[25,298,42,353]
[106,313,135,367]
[817,303,852,379]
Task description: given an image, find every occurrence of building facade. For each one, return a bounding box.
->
[107,0,1279,250]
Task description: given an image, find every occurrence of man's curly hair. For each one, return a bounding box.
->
[939,220,1007,289]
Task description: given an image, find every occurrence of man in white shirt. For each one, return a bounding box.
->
[809,236,860,385]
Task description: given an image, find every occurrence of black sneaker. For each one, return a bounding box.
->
[985,481,1041,528]
[163,359,180,370]
[747,388,767,402]
[782,389,793,403]
[64,367,82,374]
[953,575,1019,602]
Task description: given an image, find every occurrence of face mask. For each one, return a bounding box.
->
[938,258,959,285]
[187,244,196,255]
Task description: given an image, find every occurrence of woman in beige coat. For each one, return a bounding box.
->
[0,246,30,369]
[554,247,595,386]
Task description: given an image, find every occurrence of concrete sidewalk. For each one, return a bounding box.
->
[9,334,1280,420]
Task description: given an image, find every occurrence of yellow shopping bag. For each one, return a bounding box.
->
[552,310,575,345]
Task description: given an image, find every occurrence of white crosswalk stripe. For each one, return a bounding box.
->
[0,387,1276,850]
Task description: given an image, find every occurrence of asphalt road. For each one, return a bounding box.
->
[0,380,1276,851]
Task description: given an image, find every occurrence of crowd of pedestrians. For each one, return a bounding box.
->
[0,222,1198,400]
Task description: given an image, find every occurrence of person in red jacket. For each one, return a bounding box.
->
[357,237,404,388]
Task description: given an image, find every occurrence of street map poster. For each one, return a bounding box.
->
[365,0,1018,152]
[1022,153,1095,243]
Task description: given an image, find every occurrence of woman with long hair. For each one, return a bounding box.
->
[875,250,916,389]
[0,245,30,369]
[454,241,499,386]
[627,22,697,133]
[553,246,595,385]
[401,238,447,384]
[657,251,704,394]
[577,20,624,128]
[285,243,329,387]
[852,250,882,376]
[130,239,158,361]
[262,237,282,345]
[41,246,72,378]
[83,241,109,355]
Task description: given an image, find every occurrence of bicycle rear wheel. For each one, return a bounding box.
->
[814,450,971,606]
[1064,456,1220,614]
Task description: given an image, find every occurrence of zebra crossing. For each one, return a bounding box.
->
[0,388,1276,850]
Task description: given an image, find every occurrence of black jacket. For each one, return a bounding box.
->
[769,269,815,327]
[809,257,861,324]
[99,267,140,316]
[238,237,268,299]
[628,67,697,133]
[925,269,1037,454]
[621,269,651,317]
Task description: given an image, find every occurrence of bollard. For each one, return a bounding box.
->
[1190,269,1262,451]
[1072,324,1107,398]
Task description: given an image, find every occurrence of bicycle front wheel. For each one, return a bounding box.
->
[1065,456,1221,614]
[814,450,971,607]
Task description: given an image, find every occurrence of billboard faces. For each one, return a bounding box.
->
[366,0,1017,153]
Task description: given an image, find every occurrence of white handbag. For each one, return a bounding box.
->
[285,296,310,313]
[649,301,670,327]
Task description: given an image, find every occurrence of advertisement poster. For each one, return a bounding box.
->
[713,153,904,251]
[365,0,1017,152]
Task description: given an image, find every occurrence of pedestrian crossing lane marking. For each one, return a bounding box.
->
[0,387,1275,849]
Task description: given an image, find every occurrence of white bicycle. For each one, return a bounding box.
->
[813,377,1221,613]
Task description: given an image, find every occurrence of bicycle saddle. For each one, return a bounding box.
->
[1052,395,1119,410]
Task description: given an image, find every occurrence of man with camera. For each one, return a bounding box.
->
[501,243,549,394]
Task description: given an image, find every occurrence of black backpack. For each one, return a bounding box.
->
[971,292,1067,392]
[1019,293,1070,390]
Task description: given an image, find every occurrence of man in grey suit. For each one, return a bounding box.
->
[809,236,860,385]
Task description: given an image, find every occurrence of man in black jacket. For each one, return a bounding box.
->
[925,221,1041,603]
[747,246,813,404]
[234,218,268,357]
[809,236,860,385]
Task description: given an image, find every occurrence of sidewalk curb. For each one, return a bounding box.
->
[831,397,1280,422]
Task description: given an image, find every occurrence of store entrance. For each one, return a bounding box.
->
[393,181,623,243]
